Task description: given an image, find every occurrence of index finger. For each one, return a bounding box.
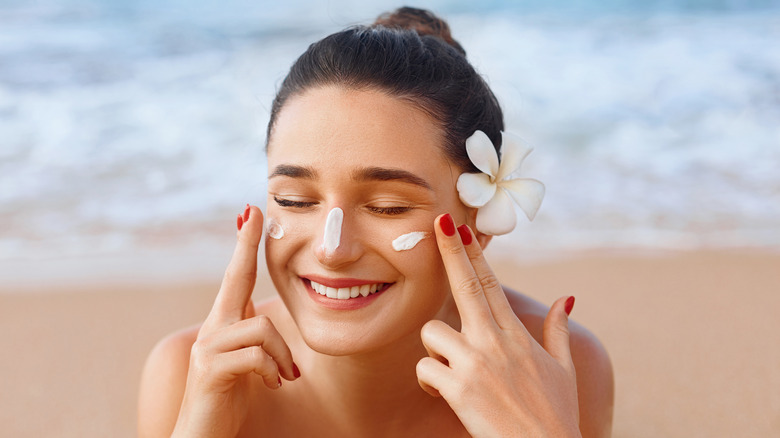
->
[456,224,523,330]
[208,205,265,327]
[434,213,497,332]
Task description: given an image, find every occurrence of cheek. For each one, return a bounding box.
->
[265,217,285,240]
[263,210,311,272]
[390,231,429,251]
[373,221,446,285]
[363,214,433,254]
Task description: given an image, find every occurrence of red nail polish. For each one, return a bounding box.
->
[237,214,243,231]
[457,225,472,245]
[243,204,251,222]
[564,296,575,316]
[292,363,301,378]
[440,214,456,236]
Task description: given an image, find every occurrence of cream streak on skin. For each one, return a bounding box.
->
[322,207,343,255]
[391,231,428,251]
[266,217,284,239]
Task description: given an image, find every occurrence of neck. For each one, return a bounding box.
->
[299,306,461,435]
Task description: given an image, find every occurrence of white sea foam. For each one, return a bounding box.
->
[1,1,779,275]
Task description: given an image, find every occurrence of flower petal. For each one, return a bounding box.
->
[496,131,534,182]
[475,188,517,236]
[456,172,497,208]
[465,130,499,178]
[500,178,545,221]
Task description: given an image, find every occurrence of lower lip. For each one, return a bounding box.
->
[303,280,391,311]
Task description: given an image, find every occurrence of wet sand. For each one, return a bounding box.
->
[1,249,778,437]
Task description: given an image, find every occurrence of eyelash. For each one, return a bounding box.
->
[367,206,412,215]
[273,196,411,216]
[273,196,316,208]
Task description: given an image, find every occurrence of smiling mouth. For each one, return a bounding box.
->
[308,280,392,300]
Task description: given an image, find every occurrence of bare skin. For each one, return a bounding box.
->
[138,87,614,437]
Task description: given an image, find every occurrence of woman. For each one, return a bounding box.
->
[138,7,614,437]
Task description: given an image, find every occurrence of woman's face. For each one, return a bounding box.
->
[266,86,472,355]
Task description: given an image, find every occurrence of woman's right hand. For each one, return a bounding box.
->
[172,205,299,438]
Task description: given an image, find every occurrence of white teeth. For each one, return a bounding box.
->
[309,280,385,300]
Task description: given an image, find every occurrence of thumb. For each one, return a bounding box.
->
[543,296,575,369]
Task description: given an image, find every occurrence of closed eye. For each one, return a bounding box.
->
[274,196,317,208]
[367,205,412,215]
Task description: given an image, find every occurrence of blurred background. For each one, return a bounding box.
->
[2,0,778,285]
[1,0,779,437]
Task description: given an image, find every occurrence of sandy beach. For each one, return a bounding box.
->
[1,248,778,437]
[3,1,779,436]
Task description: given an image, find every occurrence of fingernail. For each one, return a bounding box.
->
[457,224,472,245]
[277,377,282,388]
[565,296,575,316]
[440,214,456,236]
[292,363,301,378]
[243,204,251,222]
[237,214,243,231]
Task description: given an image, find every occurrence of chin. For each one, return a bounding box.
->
[294,316,410,356]
[292,303,439,357]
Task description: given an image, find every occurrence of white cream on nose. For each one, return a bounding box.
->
[391,231,428,251]
[322,207,344,255]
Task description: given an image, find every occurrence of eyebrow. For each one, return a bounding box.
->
[352,166,433,191]
[269,164,317,179]
[269,164,433,191]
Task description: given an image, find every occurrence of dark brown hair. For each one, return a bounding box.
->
[266,6,504,172]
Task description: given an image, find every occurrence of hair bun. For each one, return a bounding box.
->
[374,7,466,56]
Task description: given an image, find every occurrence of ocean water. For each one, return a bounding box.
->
[1,0,779,282]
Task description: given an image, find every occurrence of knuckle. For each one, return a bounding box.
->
[465,247,483,262]
[551,323,570,339]
[253,314,273,331]
[446,243,466,256]
[245,346,266,365]
[456,276,483,297]
[477,273,501,292]
[188,341,213,375]
[420,319,443,339]
[416,356,432,373]
[190,338,210,357]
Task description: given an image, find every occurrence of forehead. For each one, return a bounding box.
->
[267,86,452,177]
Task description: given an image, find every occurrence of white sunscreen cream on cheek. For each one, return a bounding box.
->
[266,217,284,240]
[391,231,429,251]
[322,207,344,255]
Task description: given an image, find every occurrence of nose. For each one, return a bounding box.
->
[313,207,363,268]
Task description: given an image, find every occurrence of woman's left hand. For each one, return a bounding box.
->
[416,213,581,437]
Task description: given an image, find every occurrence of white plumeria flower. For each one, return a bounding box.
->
[456,130,545,236]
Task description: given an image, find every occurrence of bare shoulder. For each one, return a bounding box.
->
[138,322,200,437]
[503,287,615,437]
[137,298,284,437]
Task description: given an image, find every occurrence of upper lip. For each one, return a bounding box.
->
[302,275,391,288]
